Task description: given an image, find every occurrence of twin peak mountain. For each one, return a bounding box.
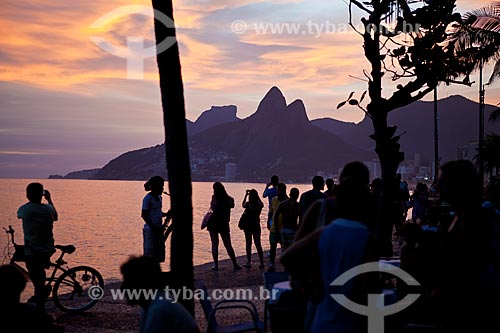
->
[91,86,499,181]
[93,86,370,181]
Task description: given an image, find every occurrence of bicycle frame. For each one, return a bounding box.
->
[9,248,72,290]
[5,226,71,290]
[4,225,104,313]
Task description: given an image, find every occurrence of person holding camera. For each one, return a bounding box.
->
[207,182,242,271]
[241,189,265,268]
[263,175,279,229]
[17,182,58,310]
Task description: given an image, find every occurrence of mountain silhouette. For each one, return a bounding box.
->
[312,95,500,163]
[186,105,239,136]
[89,88,499,181]
[92,87,372,181]
[188,86,372,181]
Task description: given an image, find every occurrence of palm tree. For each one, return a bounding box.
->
[152,0,194,314]
[450,2,500,182]
[343,0,475,256]
[453,2,500,83]
[452,2,500,123]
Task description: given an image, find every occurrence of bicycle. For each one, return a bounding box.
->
[3,225,104,313]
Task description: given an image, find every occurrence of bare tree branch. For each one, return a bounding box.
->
[357,104,373,118]
[351,0,373,15]
[445,79,474,86]
[349,1,365,36]
[349,74,370,82]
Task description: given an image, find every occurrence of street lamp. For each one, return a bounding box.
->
[434,87,439,181]
[479,63,485,185]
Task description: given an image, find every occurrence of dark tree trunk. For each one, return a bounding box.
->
[350,0,475,257]
[371,112,405,257]
[363,6,404,257]
[152,0,194,314]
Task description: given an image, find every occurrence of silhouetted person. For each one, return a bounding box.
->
[282,162,377,333]
[295,162,370,241]
[400,222,424,284]
[430,160,499,332]
[369,177,383,221]
[263,175,279,229]
[299,176,326,221]
[276,187,300,251]
[411,182,429,223]
[268,183,288,271]
[120,256,199,333]
[0,264,63,332]
[207,182,241,271]
[370,178,383,195]
[416,204,444,291]
[17,182,58,310]
[323,178,335,197]
[485,176,500,212]
[141,176,170,263]
[241,189,265,268]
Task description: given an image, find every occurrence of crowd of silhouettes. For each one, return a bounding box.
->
[281,160,500,333]
[6,160,500,333]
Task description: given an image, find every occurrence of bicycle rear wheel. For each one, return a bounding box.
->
[53,265,104,313]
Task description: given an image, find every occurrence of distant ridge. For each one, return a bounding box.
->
[312,94,500,163]
[64,168,101,179]
[67,88,499,181]
[47,169,101,180]
[189,86,370,181]
[91,87,372,181]
[187,105,239,136]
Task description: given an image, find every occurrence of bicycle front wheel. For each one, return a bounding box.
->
[53,265,104,313]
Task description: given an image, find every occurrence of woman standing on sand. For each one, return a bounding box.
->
[206,182,242,271]
[241,189,265,268]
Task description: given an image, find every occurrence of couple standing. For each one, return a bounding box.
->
[206,182,265,271]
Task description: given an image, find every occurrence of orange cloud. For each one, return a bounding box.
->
[0,0,498,114]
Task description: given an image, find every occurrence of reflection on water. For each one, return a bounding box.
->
[0,179,311,282]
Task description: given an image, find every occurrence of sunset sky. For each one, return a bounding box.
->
[1,0,498,178]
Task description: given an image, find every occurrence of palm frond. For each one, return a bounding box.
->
[451,2,500,75]
[472,15,500,33]
[460,2,500,42]
[463,2,500,27]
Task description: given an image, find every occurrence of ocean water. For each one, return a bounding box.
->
[0,179,311,282]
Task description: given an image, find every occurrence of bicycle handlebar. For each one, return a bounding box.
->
[3,225,14,234]
[4,225,16,246]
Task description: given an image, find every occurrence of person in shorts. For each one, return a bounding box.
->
[17,182,58,309]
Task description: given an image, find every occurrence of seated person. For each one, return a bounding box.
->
[120,256,200,333]
[0,264,63,332]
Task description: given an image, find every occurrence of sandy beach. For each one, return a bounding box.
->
[44,233,402,332]
[45,253,280,333]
